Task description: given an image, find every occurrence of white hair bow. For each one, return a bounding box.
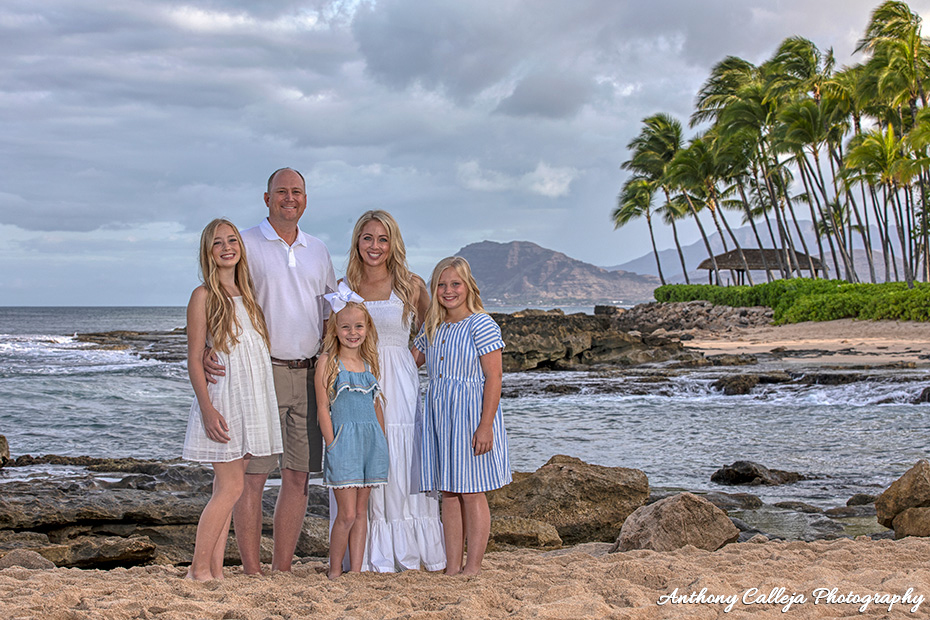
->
[323,281,365,314]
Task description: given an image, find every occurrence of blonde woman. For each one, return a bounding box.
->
[341,210,445,572]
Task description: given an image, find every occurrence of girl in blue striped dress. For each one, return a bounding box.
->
[413,256,512,575]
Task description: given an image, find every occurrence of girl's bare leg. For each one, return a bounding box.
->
[347,487,372,572]
[461,492,490,576]
[329,487,358,579]
[187,459,247,581]
[209,507,234,579]
[441,492,464,575]
[210,457,248,578]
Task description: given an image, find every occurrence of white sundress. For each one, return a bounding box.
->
[182,297,282,463]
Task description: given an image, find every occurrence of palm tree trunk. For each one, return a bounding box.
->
[737,179,773,282]
[645,213,666,286]
[757,143,800,277]
[713,198,754,285]
[890,183,915,288]
[796,157,830,277]
[751,165,788,278]
[669,218,690,284]
[826,146,864,283]
[870,184,893,281]
[809,151,856,281]
[683,193,721,284]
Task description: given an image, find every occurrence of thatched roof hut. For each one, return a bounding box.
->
[698,249,826,284]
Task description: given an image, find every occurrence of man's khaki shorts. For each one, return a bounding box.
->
[246,363,323,474]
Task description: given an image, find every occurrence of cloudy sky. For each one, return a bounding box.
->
[3,0,927,306]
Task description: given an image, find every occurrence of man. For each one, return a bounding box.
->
[207,167,335,573]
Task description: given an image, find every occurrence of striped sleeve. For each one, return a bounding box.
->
[413,325,427,352]
[472,313,504,356]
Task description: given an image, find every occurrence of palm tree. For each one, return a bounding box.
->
[620,114,687,285]
[658,195,693,283]
[767,36,835,105]
[670,134,755,284]
[613,176,665,284]
[856,0,929,118]
[776,98,857,280]
[844,126,916,287]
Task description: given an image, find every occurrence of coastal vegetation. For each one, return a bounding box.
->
[654,278,930,323]
[615,1,930,289]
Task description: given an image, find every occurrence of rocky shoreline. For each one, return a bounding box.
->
[6,302,926,571]
[0,447,910,571]
[73,301,928,376]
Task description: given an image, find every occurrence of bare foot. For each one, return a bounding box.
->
[184,569,214,582]
[443,568,461,576]
[327,569,343,580]
[461,566,481,576]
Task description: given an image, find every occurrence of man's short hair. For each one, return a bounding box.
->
[267,168,306,193]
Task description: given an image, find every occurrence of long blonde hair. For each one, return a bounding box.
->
[320,302,382,402]
[423,256,485,343]
[345,210,419,321]
[198,218,270,355]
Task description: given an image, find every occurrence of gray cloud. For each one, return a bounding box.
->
[2,0,926,304]
[495,71,596,118]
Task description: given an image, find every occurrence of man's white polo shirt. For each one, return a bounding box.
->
[241,218,336,361]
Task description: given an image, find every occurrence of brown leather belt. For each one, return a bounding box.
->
[270,356,316,369]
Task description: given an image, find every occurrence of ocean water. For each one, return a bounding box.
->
[1,306,929,510]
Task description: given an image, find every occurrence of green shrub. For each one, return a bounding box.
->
[778,291,872,323]
[654,279,930,323]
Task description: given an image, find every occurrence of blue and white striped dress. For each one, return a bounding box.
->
[414,312,512,494]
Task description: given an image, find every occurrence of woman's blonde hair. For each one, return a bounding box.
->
[197,218,270,355]
[345,210,419,321]
[423,256,485,342]
[320,302,382,403]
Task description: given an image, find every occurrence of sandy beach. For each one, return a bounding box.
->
[3,318,929,619]
[3,538,930,619]
[688,318,930,367]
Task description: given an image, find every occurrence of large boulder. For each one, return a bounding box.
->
[711,461,803,486]
[892,507,930,539]
[0,482,209,530]
[712,375,759,395]
[487,455,648,544]
[876,460,930,529]
[0,549,56,570]
[610,492,739,553]
[0,435,9,468]
[489,516,562,550]
[296,517,330,558]
[702,491,763,511]
[613,301,773,333]
[492,313,696,371]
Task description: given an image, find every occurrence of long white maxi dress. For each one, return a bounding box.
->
[364,292,445,571]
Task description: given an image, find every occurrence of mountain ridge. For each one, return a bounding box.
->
[456,240,659,305]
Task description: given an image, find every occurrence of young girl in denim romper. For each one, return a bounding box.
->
[314,283,389,579]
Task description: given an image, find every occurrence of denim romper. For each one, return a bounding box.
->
[323,362,389,488]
